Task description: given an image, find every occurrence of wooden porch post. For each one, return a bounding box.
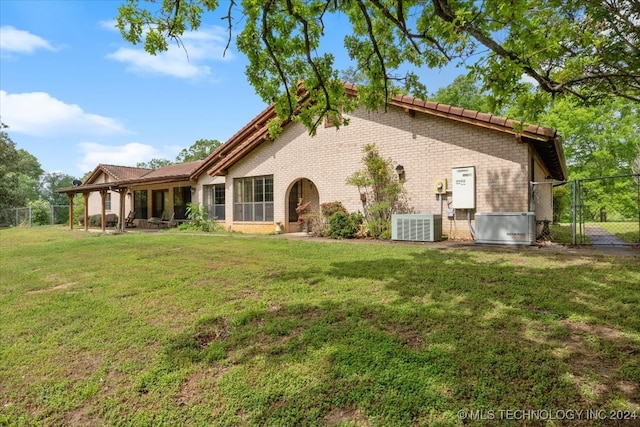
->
[119,187,127,232]
[67,193,74,230]
[99,189,107,232]
[83,192,90,231]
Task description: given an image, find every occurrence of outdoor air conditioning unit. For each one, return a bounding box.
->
[392,214,442,242]
[475,212,536,245]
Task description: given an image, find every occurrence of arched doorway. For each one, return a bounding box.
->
[287,178,319,232]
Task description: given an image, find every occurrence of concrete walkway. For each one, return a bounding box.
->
[584,225,629,245]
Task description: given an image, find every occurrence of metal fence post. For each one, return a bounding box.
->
[571,180,577,245]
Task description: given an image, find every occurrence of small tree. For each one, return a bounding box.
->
[346,144,410,238]
[178,202,219,232]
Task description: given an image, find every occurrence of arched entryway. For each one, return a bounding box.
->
[287,178,319,232]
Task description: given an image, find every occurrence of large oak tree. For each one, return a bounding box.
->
[117,0,639,132]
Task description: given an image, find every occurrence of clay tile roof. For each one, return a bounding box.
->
[193,82,566,181]
[104,165,152,180]
[85,164,151,185]
[141,160,204,180]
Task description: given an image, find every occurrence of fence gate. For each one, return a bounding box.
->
[572,174,640,245]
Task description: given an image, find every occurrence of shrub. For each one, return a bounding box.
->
[177,202,220,233]
[346,144,411,238]
[321,201,347,218]
[27,199,50,226]
[553,186,571,223]
[304,208,327,236]
[328,211,363,239]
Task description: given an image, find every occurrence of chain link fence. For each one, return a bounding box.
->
[533,174,640,245]
[0,205,69,227]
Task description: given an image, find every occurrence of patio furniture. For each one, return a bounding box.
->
[125,210,136,228]
[160,212,176,228]
[148,211,171,228]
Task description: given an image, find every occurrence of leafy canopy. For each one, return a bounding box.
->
[0,129,44,210]
[117,0,640,131]
[136,138,221,168]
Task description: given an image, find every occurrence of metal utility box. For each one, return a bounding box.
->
[475,212,536,245]
[452,167,475,209]
[392,214,443,242]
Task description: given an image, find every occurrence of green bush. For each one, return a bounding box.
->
[27,199,50,226]
[553,186,571,223]
[177,202,220,233]
[328,211,363,239]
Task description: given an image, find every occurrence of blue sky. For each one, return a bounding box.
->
[1,0,464,178]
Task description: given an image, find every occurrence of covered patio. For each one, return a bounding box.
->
[57,161,204,232]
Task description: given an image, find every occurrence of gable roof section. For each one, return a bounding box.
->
[129,160,204,185]
[194,83,567,181]
[190,105,278,179]
[85,164,152,185]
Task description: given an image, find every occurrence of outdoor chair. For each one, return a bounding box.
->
[125,210,136,228]
[147,211,170,228]
[160,212,176,228]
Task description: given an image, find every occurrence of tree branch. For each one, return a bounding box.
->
[355,0,389,102]
[221,0,236,57]
[261,0,293,115]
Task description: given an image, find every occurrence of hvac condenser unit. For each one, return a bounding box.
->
[475,212,536,245]
[392,214,442,242]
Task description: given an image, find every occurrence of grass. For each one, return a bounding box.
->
[549,224,576,244]
[1,227,639,426]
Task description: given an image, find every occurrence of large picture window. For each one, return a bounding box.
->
[203,184,225,220]
[233,176,273,222]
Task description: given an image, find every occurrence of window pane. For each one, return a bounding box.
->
[243,180,253,202]
[243,203,253,221]
[265,202,274,221]
[203,185,213,206]
[134,190,148,219]
[215,205,225,220]
[265,177,274,202]
[214,185,225,204]
[234,203,243,221]
[255,179,264,202]
[234,179,243,203]
[255,203,263,221]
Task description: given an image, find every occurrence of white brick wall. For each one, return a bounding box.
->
[215,104,545,236]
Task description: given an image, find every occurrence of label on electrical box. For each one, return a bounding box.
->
[452,166,475,209]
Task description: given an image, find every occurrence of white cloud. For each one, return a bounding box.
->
[0,26,58,55]
[98,19,118,31]
[77,142,181,172]
[0,91,129,137]
[106,26,234,79]
[77,142,165,171]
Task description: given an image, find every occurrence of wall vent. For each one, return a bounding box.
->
[391,214,442,242]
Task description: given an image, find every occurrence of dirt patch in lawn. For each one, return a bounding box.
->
[26,282,77,294]
[324,408,371,426]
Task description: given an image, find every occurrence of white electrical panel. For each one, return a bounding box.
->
[452,166,475,209]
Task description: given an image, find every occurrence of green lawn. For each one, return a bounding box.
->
[1,227,639,426]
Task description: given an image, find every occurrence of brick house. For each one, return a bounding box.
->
[190,83,566,237]
[60,83,566,238]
